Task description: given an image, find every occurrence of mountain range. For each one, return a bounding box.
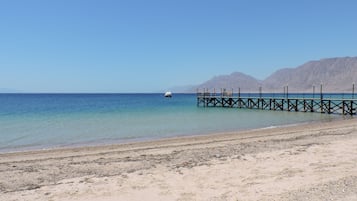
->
[184,56,357,93]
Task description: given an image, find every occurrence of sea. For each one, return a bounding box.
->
[0,93,346,153]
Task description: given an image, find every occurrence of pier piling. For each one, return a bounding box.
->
[197,88,357,116]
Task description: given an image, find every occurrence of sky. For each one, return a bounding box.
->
[1,0,357,93]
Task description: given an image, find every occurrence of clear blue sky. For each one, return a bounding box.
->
[1,0,357,92]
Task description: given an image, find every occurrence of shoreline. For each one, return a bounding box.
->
[1,118,357,200]
[0,117,349,159]
[0,115,340,154]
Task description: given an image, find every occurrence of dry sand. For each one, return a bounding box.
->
[1,118,357,201]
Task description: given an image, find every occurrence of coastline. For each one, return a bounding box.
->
[0,114,337,154]
[1,93,339,154]
[1,118,357,200]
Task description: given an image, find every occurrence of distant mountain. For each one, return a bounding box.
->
[194,72,261,92]
[191,56,357,93]
[263,57,357,92]
[0,88,22,93]
[170,85,197,93]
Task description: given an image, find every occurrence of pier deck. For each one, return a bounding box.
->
[197,91,357,116]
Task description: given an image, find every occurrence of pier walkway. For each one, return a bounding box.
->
[197,89,357,116]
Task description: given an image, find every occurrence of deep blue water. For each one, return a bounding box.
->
[0,93,339,152]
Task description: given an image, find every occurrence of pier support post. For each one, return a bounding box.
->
[283,86,285,98]
[353,83,355,99]
[259,86,262,99]
[284,85,289,100]
[320,84,323,112]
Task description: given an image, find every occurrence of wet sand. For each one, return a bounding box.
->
[1,118,357,201]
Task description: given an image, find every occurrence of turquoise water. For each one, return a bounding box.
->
[0,93,337,152]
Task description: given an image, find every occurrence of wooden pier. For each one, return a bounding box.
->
[197,89,357,116]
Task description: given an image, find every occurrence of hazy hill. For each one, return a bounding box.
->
[263,57,357,92]
[191,56,357,93]
[0,88,22,93]
[194,72,261,92]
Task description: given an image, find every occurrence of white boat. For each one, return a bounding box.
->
[164,91,172,97]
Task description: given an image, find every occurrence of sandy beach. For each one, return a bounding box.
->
[1,118,357,201]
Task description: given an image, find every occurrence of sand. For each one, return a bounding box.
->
[1,118,357,201]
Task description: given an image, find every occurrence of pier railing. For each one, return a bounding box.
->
[197,89,357,115]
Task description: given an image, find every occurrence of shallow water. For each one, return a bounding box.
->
[0,93,337,152]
